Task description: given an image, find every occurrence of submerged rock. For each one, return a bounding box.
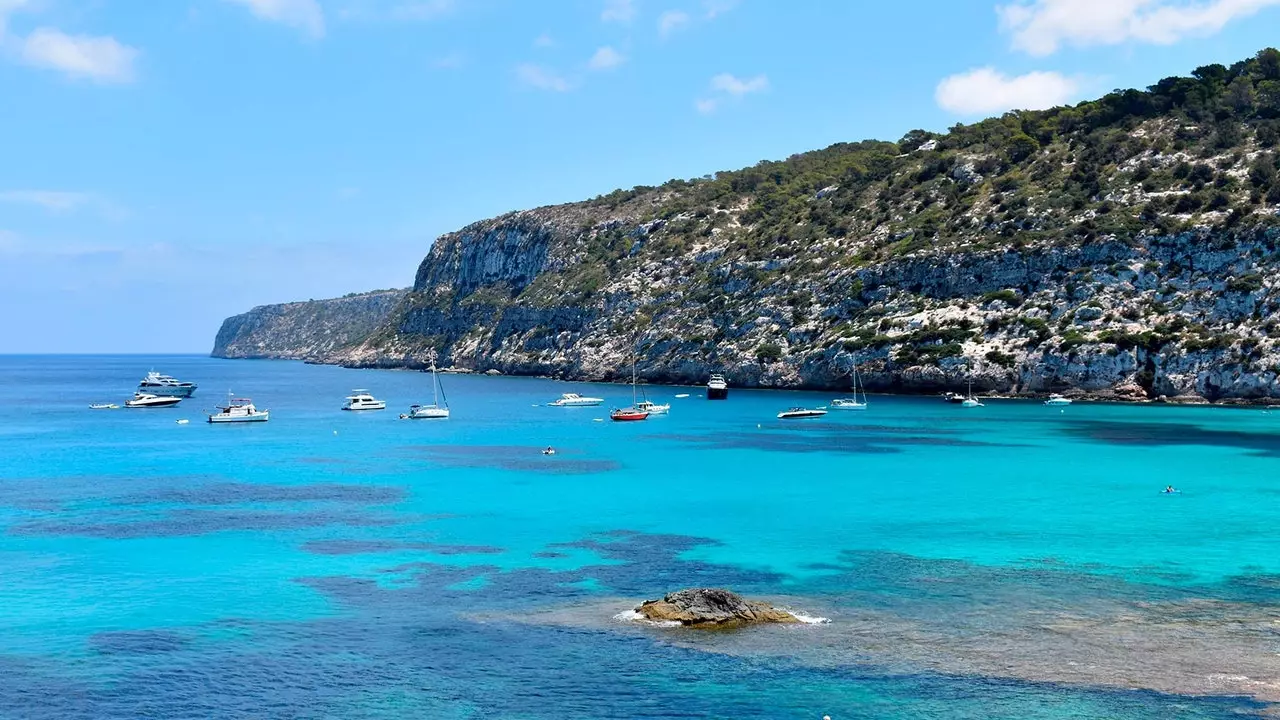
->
[635,588,800,628]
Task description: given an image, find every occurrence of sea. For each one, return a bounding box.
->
[2,354,1278,719]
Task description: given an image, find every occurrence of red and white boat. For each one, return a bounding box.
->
[610,354,649,422]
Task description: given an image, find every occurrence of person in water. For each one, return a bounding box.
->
[543,446,555,455]
[1164,485,1177,493]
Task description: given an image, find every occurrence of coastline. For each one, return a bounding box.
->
[215,354,1280,407]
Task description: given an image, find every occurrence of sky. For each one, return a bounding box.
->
[2,0,1279,353]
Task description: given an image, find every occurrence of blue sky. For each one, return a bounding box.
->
[2,0,1279,353]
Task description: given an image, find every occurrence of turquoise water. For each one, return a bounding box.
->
[1,355,1277,718]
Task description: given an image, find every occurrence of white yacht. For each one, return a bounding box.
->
[635,400,670,415]
[778,407,827,419]
[548,393,604,407]
[124,393,183,408]
[342,391,386,411]
[208,394,269,423]
[830,365,868,411]
[407,360,450,419]
[707,374,729,400]
[137,371,197,398]
[1045,394,1072,407]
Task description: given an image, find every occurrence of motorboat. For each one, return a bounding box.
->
[777,407,827,419]
[342,391,386,411]
[124,393,183,408]
[407,359,450,419]
[1045,394,1072,407]
[137,371,197,398]
[943,392,967,404]
[89,403,119,410]
[830,365,868,411]
[635,400,670,415]
[208,394,269,423]
[610,354,650,422]
[707,374,729,400]
[548,393,604,407]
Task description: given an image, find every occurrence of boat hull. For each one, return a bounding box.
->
[408,407,450,419]
[208,412,269,423]
[138,385,196,398]
[125,397,183,408]
[549,401,602,407]
[778,410,827,419]
[610,410,650,422]
[829,400,867,410]
[342,403,386,411]
[707,387,728,400]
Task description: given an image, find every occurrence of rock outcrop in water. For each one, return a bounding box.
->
[213,50,1280,402]
[212,290,407,361]
[635,588,800,628]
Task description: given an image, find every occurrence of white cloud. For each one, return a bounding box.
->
[224,0,325,38]
[710,72,768,96]
[703,0,737,18]
[935,67,1080,115]
[658,9,690,36]
[18,28,138,84]
[431,52,464,69]
[587,45,625,71]
[999,0,1280,56]
[515,63,572,92]
[0,190,92,211]
[390,0,455,21]
[533,33,555,48]
[0,0,32,34]
[602,0,635,22]
[694,97,718,114]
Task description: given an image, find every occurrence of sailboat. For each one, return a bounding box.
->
[407,354,450,419]
[830,365,868,410]
[610,354,650,422]
[961,375,984,408]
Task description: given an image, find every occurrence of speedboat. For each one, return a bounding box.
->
[1045,394,1072,406]
[777,407,827,419]
[635,400,670,415]
[342,391,386,411]
[137,371,197,398]
[208,395,269,423]
[943,392,967,404]
[89,403,119,410]
[124,393,183,408]
[548,393,604,407]
[707,374,729,400]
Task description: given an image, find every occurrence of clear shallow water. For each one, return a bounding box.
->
[1,355,1278,718]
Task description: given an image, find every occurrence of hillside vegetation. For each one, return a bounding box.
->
[218,50,1280,401]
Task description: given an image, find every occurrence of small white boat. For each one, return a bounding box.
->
[208,393,269,423]
[407,356,450,419]
[175,419,190,425]
[1045,394,1072,407]
[830,365,868,411]
[124,393,183,408]
[777,407,827,419]
[342,390,386,411]
[89,403,119,410]
[960,377,983,408]
[548,393,604,407]
[137,370,197,398]
[635,400,670,415]
[674,393,691,399]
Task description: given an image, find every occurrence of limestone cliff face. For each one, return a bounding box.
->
[214,50,1280,401]
[211,290,407,360]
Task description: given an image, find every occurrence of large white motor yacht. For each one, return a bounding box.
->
[124,393,183,408]
[547,393,604,407]
[208,395,269,423]
[137,371,197,398]
[342,391,386,411]
[707,374,729,400]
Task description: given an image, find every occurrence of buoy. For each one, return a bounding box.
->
[333,430,338,435]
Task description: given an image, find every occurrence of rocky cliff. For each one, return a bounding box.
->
[216,50,1280,401]
[211,290,407,360]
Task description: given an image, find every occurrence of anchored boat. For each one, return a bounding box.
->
[208,393,269,423]
[407,357,450,419]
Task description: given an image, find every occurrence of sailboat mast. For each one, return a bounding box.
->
[631,356,637,406]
